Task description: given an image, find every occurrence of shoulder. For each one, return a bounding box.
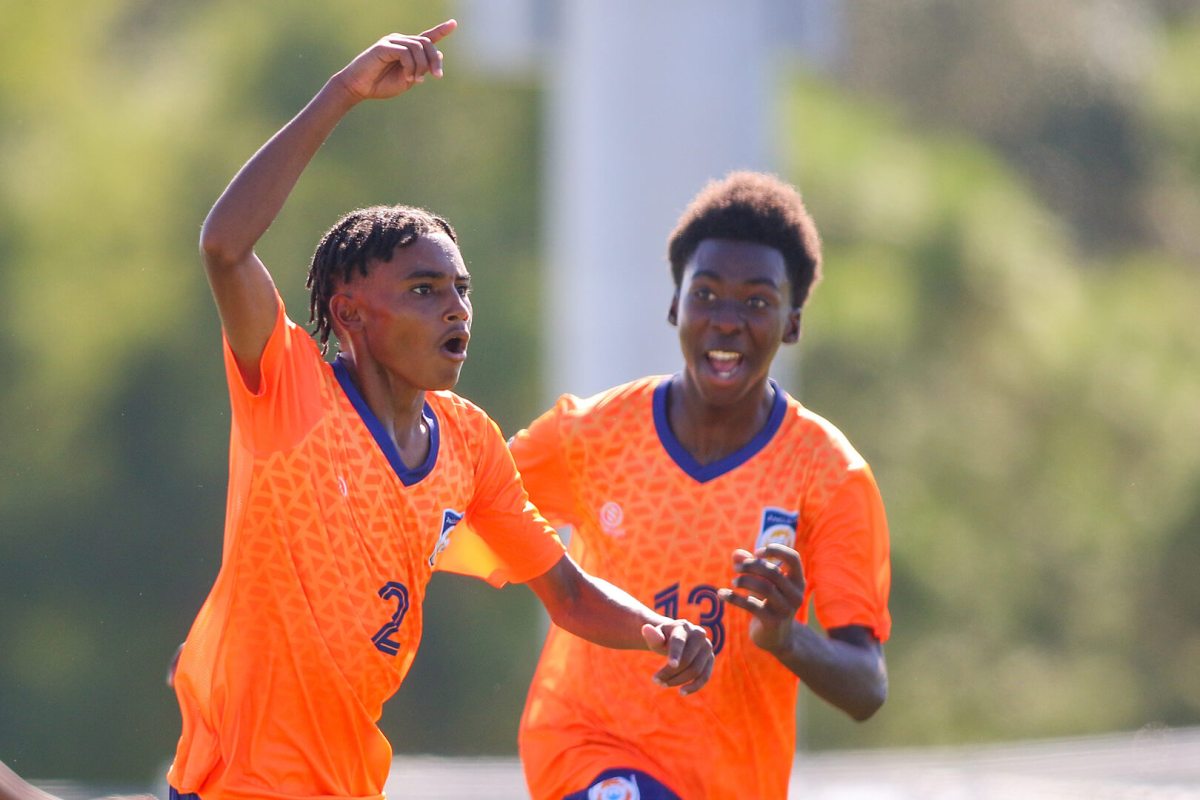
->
[428,390,493,434]
[779,392,868,472]
[550,374,665,424]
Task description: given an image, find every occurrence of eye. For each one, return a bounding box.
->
[692,287,716,302]
[456,283,471,298]
[746,296,769,310]
[411,284,432,296]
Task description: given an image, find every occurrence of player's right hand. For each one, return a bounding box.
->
[641,619,714,696]
[333,20,458,102]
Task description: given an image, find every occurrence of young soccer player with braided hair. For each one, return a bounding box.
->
[167,21,712,800]
[512,172,892,799]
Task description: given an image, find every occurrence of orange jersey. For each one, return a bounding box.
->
[514,376,891,800]
[168,297,564,800]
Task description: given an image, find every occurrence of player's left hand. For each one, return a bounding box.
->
[641,619,713,695]
[720,544,806,656]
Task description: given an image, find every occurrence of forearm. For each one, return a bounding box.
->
[527,554,714,693]
[527,557,666,650]
[550,571,669,649]
[774,624,887,721]
[200,77,359,266]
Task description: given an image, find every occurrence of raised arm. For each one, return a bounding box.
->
[526,555,715,696]
[199,21,457,388]
[721,545,888,721]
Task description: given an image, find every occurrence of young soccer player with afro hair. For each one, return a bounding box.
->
[513,171,892,800]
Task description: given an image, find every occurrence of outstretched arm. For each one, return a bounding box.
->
[721,545,888,720]
[526,554,715,696]
[199,21,457,388]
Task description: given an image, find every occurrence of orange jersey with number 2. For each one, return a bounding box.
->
[168,297,564,800]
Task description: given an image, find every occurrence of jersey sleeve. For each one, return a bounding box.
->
[507,394,582,529]
[221,292,325,454]
[804,465,892,642]
[437,414,565,587]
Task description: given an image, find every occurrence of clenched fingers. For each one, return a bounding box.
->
[644,620,714,695]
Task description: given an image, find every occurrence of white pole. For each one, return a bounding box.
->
[543,0,776,401]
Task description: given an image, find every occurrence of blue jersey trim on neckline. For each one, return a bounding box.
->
[652,375,786,484]
[333,356,439,486]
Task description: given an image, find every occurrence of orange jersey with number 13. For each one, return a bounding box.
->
[505,376,891,800]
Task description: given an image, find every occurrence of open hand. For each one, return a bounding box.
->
[720,544,806,656]
[641,619,713,696]
[334,20,458,102]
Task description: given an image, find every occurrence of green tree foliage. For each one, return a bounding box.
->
[779,70,1200,747]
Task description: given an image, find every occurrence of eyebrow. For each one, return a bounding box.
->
[691,269,782,289]
[404,269,471,282]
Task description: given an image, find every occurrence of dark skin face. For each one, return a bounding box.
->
[667,238,800,459]
[328,232,471,457]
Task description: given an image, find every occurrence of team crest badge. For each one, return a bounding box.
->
[587,775,640,800]
[756,507,799,551]
[428,509,464,566]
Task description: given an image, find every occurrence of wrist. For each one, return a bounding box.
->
[321,73,367,110]
[763,620,799,660]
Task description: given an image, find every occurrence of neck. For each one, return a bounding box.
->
[667,374,776,466]
[338,353,428,446]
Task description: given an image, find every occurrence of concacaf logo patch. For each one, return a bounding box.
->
[428,509,464,567]
[587,775,640,800]
[756,507,799,551]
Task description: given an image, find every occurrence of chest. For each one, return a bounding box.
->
[568,442,811,583]
[282,405,478,577]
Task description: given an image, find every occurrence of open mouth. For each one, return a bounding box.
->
[706,349,743,378]
[441,332,470,359]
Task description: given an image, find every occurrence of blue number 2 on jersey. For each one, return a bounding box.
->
[372,581,410,656]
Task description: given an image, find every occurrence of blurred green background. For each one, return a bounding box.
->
[2,0,1199,788]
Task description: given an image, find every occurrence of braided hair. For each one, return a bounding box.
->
[306,205,457,353]
[667,172,822,309]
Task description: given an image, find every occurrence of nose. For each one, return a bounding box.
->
[710,299,743,333]
[444,290,470,323]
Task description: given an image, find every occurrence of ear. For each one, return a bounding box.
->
[329,292,362,339]
[782,308,802,344]
[667,292,680,326]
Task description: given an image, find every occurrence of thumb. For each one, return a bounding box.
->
[642,623,667,654]
[421,18,458,43]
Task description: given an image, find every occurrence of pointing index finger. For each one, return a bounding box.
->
[421,18,458,44]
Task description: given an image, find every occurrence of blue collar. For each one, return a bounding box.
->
[333,356,439,486]
[652,375,787,483]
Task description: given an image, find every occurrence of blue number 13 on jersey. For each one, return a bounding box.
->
[654,582,726,655]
